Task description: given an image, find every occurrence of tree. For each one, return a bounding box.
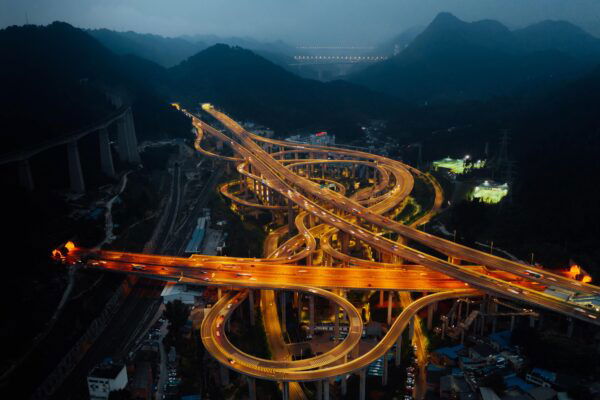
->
[164,300,190,348]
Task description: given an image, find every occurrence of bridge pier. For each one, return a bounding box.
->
[510,315,516,331]
[248,289,255,326]
[359,368,366,400]
[280,291,286,333]
[316,380,322,400]
[567,317,574,337]
[287,200,295,233]
[247,377,256,400]
[387,291,393,325]
[427,303,434,330]
[309,294,315,336]
[18,159,35,191]
[117,110,140,164]
[395,335,402,366]
[220,365,229,386]
[382,352,389,386]
[98,128,115,177]
[323,379,330,400]
[282,381,289,400]
[67,141,85,193]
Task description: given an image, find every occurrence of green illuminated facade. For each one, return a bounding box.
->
[469,180,509,204]
[432,157,485,174]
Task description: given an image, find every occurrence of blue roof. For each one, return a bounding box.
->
[505,376,533,391]
[435,344,464,360]
[185,227,206,253]
[532,368,557,383]
[489,330,511,349]
[427,364,445,372]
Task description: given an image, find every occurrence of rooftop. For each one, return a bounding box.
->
[89,363,125,380]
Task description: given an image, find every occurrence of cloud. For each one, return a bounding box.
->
[1,0,599,43]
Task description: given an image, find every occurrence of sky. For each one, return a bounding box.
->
[1,0,600,45]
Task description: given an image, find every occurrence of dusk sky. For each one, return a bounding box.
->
[1,0,600,44]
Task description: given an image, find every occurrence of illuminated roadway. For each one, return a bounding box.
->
[53,104,600,398]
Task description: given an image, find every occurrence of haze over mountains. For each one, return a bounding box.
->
[350,12,600,102]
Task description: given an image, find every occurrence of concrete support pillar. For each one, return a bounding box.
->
[441,316,447,340]
[341,232,349,255]
[359,368,366,400]
[529,315,535,328]
[480,301,486,336]
[387,291,393,325]
[287,200,295,234]
[18,159,34,191]
[341,374,347,396]
[383,353,389,386]
[67,141,85,193]
[309,295,315,336]
[379,290,384,307]
[316,379,322,400]
[280,291,286,333]
[427,303,434,330]
[282,381,289,400]
[510,315,515,331]
[117,110,140,164]
[98,128,115,177]
[217,287,222,300]
[395,335,402,366]
[248,289,255,326]
[125,110,140,163]
[323,379,329,400]
[220,365,229,386]
[567,318,574,337]
[334,304,340,340]
[247,377,256,400]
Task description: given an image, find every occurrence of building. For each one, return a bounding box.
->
[469,180,509,204]
[87,363,128,400]
[440,375,474,399]
[129,362,153,400]
[161,283,203,305]
[433,156,486,175]
[526,368,557,388]
[185,217,208,253]
[431,344,464,366]
[285,131,336,146]
[527,386,558,400]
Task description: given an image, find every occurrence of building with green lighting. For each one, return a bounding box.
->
[432,157,485,175]
[469,180,509,204]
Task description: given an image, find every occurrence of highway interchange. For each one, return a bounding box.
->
[54,103,600,399]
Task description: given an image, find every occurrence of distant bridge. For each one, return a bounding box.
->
[290,55,387,66]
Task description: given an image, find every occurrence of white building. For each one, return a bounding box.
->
[161,283,203,305]
[87,363,128,400]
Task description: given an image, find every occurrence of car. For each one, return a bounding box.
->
[524,270,542,279]
[131,264,145,271]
